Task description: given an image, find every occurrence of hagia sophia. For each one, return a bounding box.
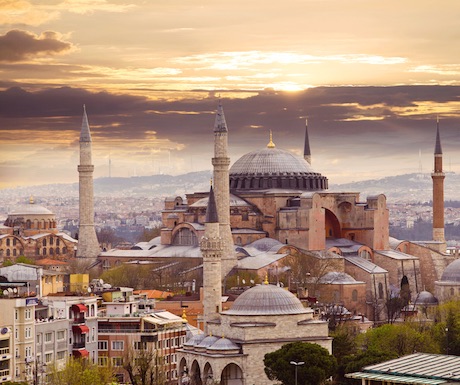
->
[1,103,460,384]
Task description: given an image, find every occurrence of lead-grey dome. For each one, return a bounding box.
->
[415,291,438,305]
[222,284,308,316]
[229,147,327,191]
[441,259,460,282]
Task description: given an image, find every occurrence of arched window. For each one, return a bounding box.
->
[172,228,198,246]
[50,237,54,246]
[43,239,47,247]
[352,289,358,301]
[13,238,16,246]
[378,282,384,299]
[50,248,54,255]
[13,249,17,256]
[62,247,67,254]
[6,239,10,247]
[56,248,60,255]
[56,238,60,246]
[0,249,3,256]
[236,237,242,246]
[43,248,47,256]
[6,249,10,257]
[26,220,31,229]
[450,288,455,296]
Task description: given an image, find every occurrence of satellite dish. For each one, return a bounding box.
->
[7,288,13,293]
[87,287,92,293]
[242,279,246,284]
[2,290,8,296]
[250,279,255,284]
[13,288,17,294]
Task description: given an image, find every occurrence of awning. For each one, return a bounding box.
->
[71,304,88,313]
[345,372,447,385]
[73,349,89,358]
[72,325,89,334]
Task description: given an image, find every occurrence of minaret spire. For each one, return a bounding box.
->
[212,100,235,277]
[267,130,275,148]
[77,105,100,261]
[304,118,312,165]
[431,117,446,251]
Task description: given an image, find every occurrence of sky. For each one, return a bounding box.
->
[1,0,460,189]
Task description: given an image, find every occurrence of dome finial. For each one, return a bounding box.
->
[182,308,188,322]
[267,130,275,148]
[264,274,269,284]
[29,195,34,204]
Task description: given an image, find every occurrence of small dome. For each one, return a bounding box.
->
[229,147,327,191]
[223,284,307,316]
[196,335,219,349]
[190,194,251,208]
[10,204,53,216]
[183,332,206,348]
[441,259,460,282]
[208,337,240,352]
[415,291,438,305]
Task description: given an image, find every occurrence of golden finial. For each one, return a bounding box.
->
[210,178,213,187]
[29,195,34,204]
[264,274,269,285]
[267,130,275,148]
[182,308,188,322]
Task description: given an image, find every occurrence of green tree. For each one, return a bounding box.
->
[357,323,439,357]
[47,357,117,385]
[264,342,337,385]
[137,227,161,243]
[123,345,166,385]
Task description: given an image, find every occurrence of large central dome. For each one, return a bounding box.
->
[229,147,328,191]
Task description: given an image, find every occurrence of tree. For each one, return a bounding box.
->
[264,342,337,385]
[123,344,166,385]
[47,357,117,385]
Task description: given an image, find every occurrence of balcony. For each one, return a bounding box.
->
[0,368,10,378]
[73,317,86,325]
[0,347,9,356]
[72,342,85,349]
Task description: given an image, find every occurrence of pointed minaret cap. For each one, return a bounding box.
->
[214,100,228,133]
[304,118,311,160]
[267,130,276,148]
[205,185,219,223]
[80,104,92,142]
[435,116,442,155]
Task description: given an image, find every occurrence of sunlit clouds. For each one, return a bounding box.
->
[1,1,460,188]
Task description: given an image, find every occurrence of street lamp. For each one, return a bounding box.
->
[290,361,305,385]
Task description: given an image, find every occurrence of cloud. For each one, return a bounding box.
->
[58,0,135,14]
[0,0,59,26]
[0,30,74,62]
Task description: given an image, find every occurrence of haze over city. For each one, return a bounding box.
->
[1,0,460,189]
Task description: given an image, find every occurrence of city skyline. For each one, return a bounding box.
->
[1,1,460,188]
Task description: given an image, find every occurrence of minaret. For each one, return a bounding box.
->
[212,101,235,277]
[200,185,223,333]
[304,118,311,165]
[431,117,446,251]
[76,106,100,259]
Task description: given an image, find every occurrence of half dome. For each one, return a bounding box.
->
[229,147,327,191]
[222,284,308,316]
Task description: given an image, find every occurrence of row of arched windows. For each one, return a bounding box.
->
[37,247,67,256]
[0,248,24,257]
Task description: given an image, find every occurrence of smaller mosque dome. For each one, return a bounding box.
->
[207,337,240,353]
[222,284,308,316]
[441,259,460,282]
[10,203,53,216]
[415,291,438,305]
[195,335,219,351]
[183,333,206,350]
[318,272,357,284]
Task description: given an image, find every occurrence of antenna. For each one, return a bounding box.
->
[418,149,422,174]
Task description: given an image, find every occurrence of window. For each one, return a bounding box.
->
[378,282,384,299]
[6,239,10,247]
[13,249,17,256]
[45,353,53,363]
[25,346,32,359]
[43,239,46,247]
[92,328,95,341]
[56,238,60,246]
[112,341,124,350]
[50,237,54,245]
[25,308,32,320]
[57,351,66,360]
[36,334,41,344]
[25,327,32,339]
[43,248,47,256]
[13,238,16,246]
[15,310,18,321]
[45,332,53,343]
[134,341,147,350]
[98,341,108,350]
[112,357,123,367]
[57,330,65,341]
[98,356,108,366]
